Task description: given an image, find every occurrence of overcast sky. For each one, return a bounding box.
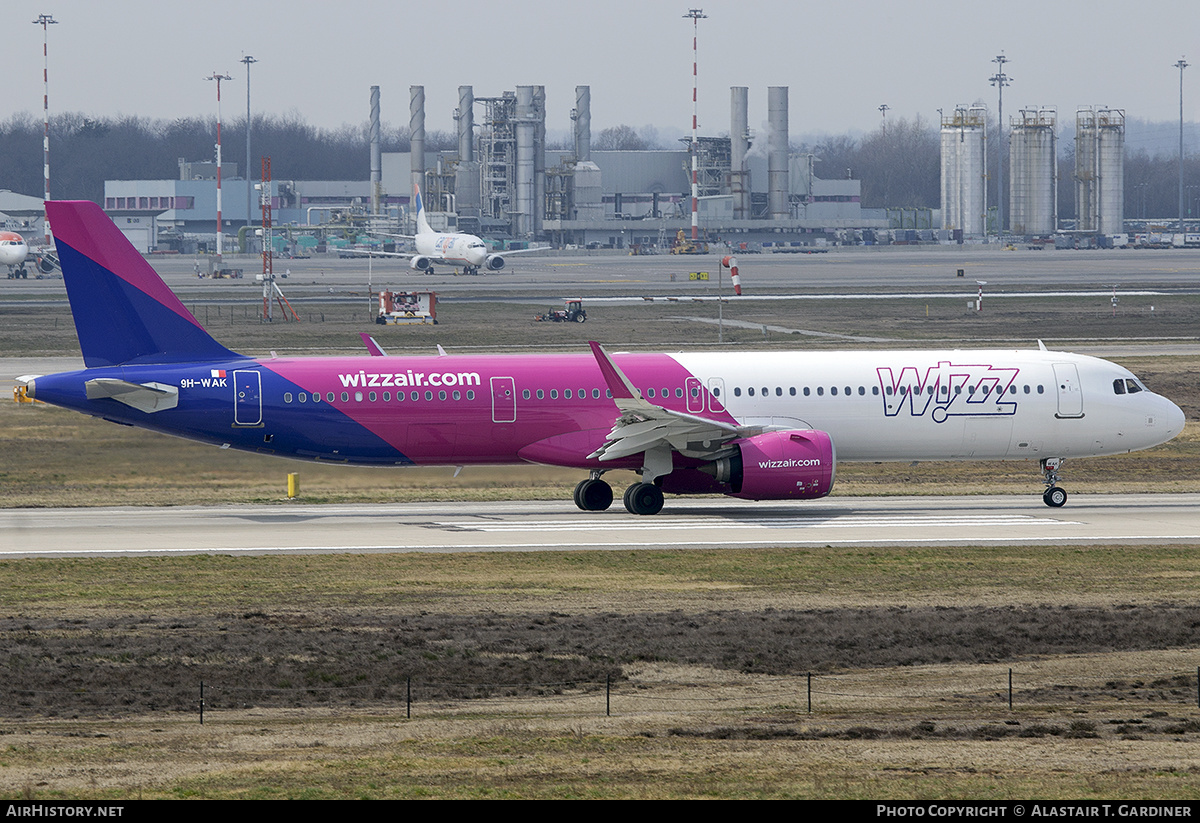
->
[6,0,1199,153]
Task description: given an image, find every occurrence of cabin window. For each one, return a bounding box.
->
[817,387,824,396]
[775,387,783,397]
[537,389,545,399]
[382,391,390,401]
[675,388,683,398]
[593,389,602,399]
[424,391,433,401]
[550,390,558,399]
[311,393,320,404]
[831,386,838,396]
[647,388,655,398]
[872,386,879,395]
[1037,385,1045,394]
[691,387,700,398]
[355,392,363,402]
[747,387,754,396]
[564,389,573,399]
[369,391,377,402]
[283,392,293,403]
[734,387,742,397]
[803,387,810,397]
[789,387,796,396]
[846,386,852,396]
[523,389,531,400]
[453,390,461,400]
[858,386,866,396]
[396,391,404,402]
[436,390,444,400]
[299,393,308,403]
[340,392,349,402]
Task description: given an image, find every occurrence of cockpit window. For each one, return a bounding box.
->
[1126,379,1143,394]
[1115,378,1145,395]
[1113,379,1126,395]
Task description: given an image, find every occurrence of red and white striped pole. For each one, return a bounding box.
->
[684,9,706,242]
[33,14,57,245]
[207,72,232,260]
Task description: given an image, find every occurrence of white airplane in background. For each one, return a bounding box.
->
[0,231,30,278]
[351,185,549,275]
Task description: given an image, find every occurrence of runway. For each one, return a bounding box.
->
[3,494,1198,558]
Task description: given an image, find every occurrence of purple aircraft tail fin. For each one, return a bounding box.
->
[46,200,238,367]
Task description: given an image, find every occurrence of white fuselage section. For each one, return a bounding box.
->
[672,349,1183,462]
[414,230,489,269]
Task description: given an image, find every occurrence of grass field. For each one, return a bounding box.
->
[2,294,1199,799]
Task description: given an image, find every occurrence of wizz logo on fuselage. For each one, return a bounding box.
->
[877,361,1019,423]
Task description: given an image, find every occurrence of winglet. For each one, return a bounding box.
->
[588,341,642,402]
[360,332,388,356]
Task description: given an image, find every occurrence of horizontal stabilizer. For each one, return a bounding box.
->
[85,378,179,413]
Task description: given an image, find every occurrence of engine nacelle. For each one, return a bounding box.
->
[410,256,433,272]
[485,254,505,271]
[706,430,836,501]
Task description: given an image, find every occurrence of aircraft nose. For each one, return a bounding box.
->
[1164,397,1186,436]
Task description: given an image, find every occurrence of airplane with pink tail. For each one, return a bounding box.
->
[15,201,1184,514]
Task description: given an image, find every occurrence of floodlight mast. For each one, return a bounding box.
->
[207,72,233,259]
[33,13,58,245]
[989,54,1012,235]
[242,55,258,238]
[684,8,706,241]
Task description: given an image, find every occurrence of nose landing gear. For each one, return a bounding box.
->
[1041,457,1067,508]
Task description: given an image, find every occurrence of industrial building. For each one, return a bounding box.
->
[104,82,884,252]
[380,84,885,249]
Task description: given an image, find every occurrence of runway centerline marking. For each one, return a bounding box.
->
[430,514,1078,532]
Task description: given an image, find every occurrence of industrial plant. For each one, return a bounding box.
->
[102,83,885,253]
[96,79,1146,254]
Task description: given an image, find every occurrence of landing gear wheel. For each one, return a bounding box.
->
[574,478,613,511]
[1043,486,1067,508]
[623,482,664,516]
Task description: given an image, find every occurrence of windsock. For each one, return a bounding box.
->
[721,255,742,295]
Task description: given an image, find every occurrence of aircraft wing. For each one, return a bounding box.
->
[339,248,413,259]
[495,245,553,257]
[586,341,761,462]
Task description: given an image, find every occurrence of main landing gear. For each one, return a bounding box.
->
[623,482,664,515]
[1040,457,1067,508]
[573,474,665,515]
[573,472,613,511]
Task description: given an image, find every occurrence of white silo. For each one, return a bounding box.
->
[941,106,988,236]
[1075,108,1124,235]
[1008,109,1057,236]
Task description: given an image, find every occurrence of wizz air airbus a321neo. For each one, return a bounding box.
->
[17,201,1185,514]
